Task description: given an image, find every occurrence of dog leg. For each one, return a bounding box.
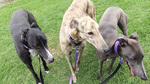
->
[118,13,128,36]
[108,58,116,74]
[76,43,85,73]
[96,50,107,80]
[60,43,77,83]
[97,60,104,80]
[76,48,84,73]
[41,56,49,73]
[25,62,41,84]
[65,54,77,83]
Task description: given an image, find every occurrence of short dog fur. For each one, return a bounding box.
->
[10,9,54,84]
[97,7,147,80]
[59,0,109,83]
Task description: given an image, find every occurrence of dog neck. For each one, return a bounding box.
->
[69,35,82,46]
[114,40,120,56]
[68,27,82,46]
[112,35,129,57]
[29,49,38,59]
[112,36,125,57]
[21,34,38,59]
[21,34,31,50]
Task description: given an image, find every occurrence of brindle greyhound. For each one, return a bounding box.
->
[59,0,109,83]
[97,7,147,80]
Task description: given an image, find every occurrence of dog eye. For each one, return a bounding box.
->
[36,43,40,47]
[130,58,135,61]
[88,32,94,35]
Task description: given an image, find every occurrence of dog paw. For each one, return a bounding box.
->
[73,80,76,83]
[107,68,112,74]
[45,70,49,74]
[38,82,42,84]
[97,75,102,80]
[107,59,111,61]
[75,71,78,73]
[73,76,77,83]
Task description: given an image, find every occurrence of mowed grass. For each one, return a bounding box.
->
[0,0,149,84]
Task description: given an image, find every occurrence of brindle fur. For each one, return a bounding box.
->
[59,0,109,83]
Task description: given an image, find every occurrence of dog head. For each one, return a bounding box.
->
[117,33,147,80]
[21,28,54,63]
[69,16,109,52]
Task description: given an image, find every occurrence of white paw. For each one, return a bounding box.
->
[75,71,78,73]
[73,80,76,83]
[107,59,110,61]
[38,82,42,84]
[45,70,49,74]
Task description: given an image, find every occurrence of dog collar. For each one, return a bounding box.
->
[68,27,82,46]
[114,40,127,63]
[21,34,31,50]
[114,40,120,56]
[69,35,82,46]
[23,44,31,50]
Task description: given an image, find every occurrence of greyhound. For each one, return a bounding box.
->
[10,9,54,84]
[59,0,109,83]
[96,7,147,80]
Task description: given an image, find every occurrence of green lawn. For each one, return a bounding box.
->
[0,0,149,84]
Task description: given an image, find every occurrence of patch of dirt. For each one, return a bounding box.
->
[0,0,16,6]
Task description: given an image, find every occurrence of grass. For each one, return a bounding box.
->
[0,0,149,84]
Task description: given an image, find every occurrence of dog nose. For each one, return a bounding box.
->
[48,58,54,63]
[141,76,147,80]
[103,47,109,53]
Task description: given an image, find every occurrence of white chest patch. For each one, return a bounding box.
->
[29,49,38,59]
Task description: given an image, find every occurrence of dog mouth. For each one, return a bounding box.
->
[37,49,54,63]
[127,61,136,77]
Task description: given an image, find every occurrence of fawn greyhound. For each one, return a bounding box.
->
[97,7,147,80]
[59,0,109,83]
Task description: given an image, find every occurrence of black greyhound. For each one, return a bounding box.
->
[10,9,54,84]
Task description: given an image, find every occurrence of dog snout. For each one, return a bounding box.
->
[141,76,147,80]
[103,47,109,53]
[48,58,54,63]
[140,72,147,80]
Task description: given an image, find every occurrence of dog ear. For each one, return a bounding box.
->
[118,38,128,47]
[70,19,78,29]
[129,33,138,41]
[21,29,29,41]
[30,22,37,28]
[30,22,40,28]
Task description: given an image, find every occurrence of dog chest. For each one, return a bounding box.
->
[29,49,38,59]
